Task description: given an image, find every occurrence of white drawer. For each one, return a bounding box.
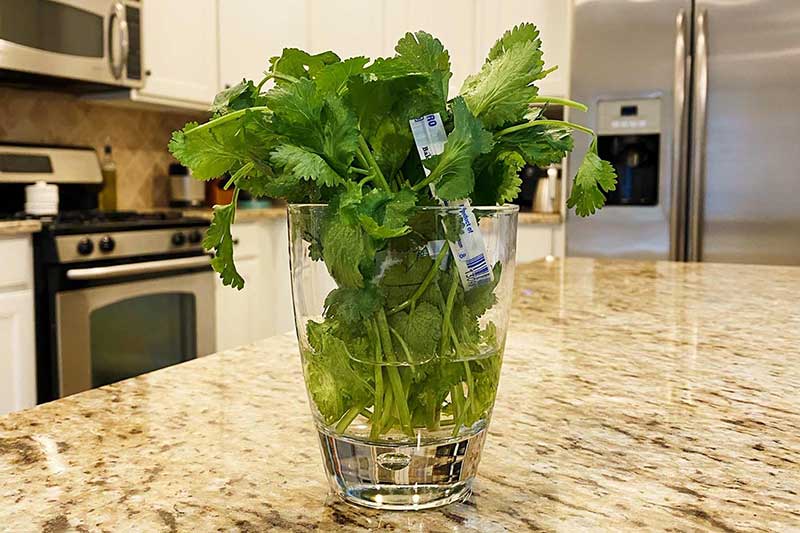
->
[0,237,33,291]
[230,222,261,259]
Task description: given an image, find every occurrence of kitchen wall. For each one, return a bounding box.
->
[0,87,205,210]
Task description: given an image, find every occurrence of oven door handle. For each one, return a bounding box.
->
[66,256,211,281]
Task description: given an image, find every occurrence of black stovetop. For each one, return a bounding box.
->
[7,210,209,234]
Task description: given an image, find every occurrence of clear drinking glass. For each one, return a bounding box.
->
[288,204,518,510]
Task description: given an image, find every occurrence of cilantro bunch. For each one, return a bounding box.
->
[169,23,615,440]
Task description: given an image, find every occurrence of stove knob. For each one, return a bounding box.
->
[188,229,203,244]
[77,237,94,256]
[99,235,115,253]
[171,232,186,246]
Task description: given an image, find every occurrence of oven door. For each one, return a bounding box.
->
[56,269,215,397]
[0,0,142,87]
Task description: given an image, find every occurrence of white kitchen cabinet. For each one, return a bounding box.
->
[0,290,36,416]
[215,218,294,351]
[308,0,386,60]
[0,236,36,416]
[475,0,572,97]
[517,225,557,263]
[218,0,309,90]
[383,0,478,98]
[132,0,219,109]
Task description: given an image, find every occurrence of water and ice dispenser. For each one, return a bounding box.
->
[596,99,661,206]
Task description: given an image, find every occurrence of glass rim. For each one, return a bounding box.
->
[287,203,520,214]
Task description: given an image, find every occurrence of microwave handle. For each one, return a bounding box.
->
[66,256,211,281]
[109,2,129,80]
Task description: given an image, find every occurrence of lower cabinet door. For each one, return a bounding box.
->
[0,290,36,415]
[215,256,260,351]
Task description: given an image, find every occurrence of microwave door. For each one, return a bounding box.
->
[0,0,137,87]
[55,271,216,397]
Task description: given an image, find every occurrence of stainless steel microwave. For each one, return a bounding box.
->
[0,0,143,88]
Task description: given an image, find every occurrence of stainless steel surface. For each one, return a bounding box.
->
[169,175,207,207]
[108,1,129,79]
[567,0,690,260]
[696,0,800,265]
[0,144,102,184]
[56,228,204,263]
[670,9,690,262]
[0,0,143,88]
[596,99,661,136]
[66,255,211,281]
[688,8,708,262]
[56,271,215,397]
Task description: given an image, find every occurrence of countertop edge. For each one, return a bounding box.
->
[0,220,42,236]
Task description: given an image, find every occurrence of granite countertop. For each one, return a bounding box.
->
[0,219,42,236]
[1,258,798,531]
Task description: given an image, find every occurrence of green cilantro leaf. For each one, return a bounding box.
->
[169,121,241,180]
[498,126,574,167]
[202,201,244,290]
[320,216,368,288]
[422,97,494,200]
[211,80,265,116]
[395,30,452,105]
[324,286,382,325]
[266,79,359,176]
[269,48,341,84]
[314,56,369,95]
[460,35,543,129]
[567,139,618,216]
[486,23,540,62]
[270,144,342,187]
[473,150,525,205]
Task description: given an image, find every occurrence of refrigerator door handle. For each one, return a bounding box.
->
[688,9,709,262]
[670,8,691,261]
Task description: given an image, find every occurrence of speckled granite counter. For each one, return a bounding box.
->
[0,219,42,235]
[1,258,798,532]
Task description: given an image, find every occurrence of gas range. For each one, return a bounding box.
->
[29,210,210,265]
[2,144,217,403]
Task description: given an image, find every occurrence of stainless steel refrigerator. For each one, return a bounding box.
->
[567,0,800,265]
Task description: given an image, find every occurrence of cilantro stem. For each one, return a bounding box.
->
[530,96,588,112]
[334,404,363,434]
[439,267,460,356]
[184,107,271,137]
[374,312,413,435]
[370,365,383,440]
[357,136,392,192]
[494,119,594,138]
[387,244,449,315]
[378,385,394,431]
[224,162,254,190]
[255,71,299,92]
[537,65,559,80]
[350,167,370,176]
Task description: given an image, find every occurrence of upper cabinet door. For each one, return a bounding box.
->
[219,0,310,90]
[137,0,219,106]
[307,0,386,60]
[475,0,571,97]
[384,0,478,99]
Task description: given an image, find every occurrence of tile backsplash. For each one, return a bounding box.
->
[0,87,205,210]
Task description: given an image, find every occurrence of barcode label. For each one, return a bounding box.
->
[465,253,491,286]
[409,113,494,290]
